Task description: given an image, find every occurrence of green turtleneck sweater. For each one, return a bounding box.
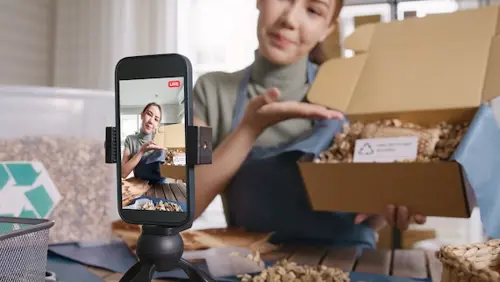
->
[193,52,318,224]
[193,52,316,149]
[124,131,153,158]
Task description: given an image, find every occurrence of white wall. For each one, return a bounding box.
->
[0,0,179,90]
[121,104,182,124]
[52,0,179,91]
[119,77,183,107]
[0,0,55,86]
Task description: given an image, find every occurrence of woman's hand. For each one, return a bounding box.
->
[240,88,344,136]
[354,205,427,231]
[140,141,163,153]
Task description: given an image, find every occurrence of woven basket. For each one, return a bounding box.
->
[436,239,500,282]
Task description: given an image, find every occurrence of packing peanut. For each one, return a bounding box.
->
[315,119,469,163]
[236,258,350,282]
[122,178,149,207]
[140,199,183,212]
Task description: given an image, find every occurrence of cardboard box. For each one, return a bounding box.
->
[159,165,186,182]
[299,6,500,219]
[319,22,342,60]
[154,123,185,149]
[154,123,187,181]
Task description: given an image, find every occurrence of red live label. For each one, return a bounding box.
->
[168,80,181,88]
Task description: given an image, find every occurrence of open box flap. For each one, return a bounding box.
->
[482,34,500,103]
[320,24,342,59]
[307,54,367,112]
[307,6,500,116]
[343,23,376,53]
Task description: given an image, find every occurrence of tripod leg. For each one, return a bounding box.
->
[119,262,155,282]
[178,258,216,282]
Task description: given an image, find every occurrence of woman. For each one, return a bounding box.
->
[121,102,165,183]
[193,0,426,248]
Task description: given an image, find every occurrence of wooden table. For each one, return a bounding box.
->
[85,246,443,281]
[145,183,187,203]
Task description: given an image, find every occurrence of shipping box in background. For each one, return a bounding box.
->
[318,15,382,61]
[154,123,187,182]
[299,6,500,237]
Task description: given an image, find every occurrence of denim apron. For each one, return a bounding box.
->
[224,61,377,249]
[133,149,168,184]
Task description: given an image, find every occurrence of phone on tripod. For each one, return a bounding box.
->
[115,54,195,227]
[109,54,213,281]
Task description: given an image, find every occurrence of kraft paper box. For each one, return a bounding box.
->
[298,6,500,237]
[154,123,185,149]
[154,124,187,182]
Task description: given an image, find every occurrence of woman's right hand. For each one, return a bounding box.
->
[240,88,344,136]
[140,141,163,153]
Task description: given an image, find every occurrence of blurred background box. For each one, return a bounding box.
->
[154,123,185,149]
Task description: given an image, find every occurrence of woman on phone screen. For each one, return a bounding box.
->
[121,102,166,184]
[193,0,427,249]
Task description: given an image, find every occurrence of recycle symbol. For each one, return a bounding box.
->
[0,162,61,223]
[358,143,375,155]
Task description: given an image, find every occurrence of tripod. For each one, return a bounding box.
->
[119,225,215,282]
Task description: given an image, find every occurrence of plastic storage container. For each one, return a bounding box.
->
[0,216,54,282]
[0,85,116,244]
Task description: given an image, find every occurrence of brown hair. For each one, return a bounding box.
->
[309,0,344,65]
[332,0,344,21]
[141,102,162,121]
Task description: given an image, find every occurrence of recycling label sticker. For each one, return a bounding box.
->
[353,136,418,163]
[0,162,61,219]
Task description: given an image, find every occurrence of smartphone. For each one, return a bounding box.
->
[115,54,193,227]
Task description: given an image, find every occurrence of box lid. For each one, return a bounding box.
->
[307,6,500,117]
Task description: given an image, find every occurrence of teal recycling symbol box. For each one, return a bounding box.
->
[0,162,61,219]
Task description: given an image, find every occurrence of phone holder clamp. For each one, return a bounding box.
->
[104,125,212,165]
[105,127,118,164]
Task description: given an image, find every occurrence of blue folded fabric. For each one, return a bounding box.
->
[47,252,105,282]
[48,241,212,280]
[144,150,166,165]
[134,154,167,183]
[452,102,500,238]
[48,241,138,273]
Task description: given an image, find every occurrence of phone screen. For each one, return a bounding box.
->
[118,76,187,215]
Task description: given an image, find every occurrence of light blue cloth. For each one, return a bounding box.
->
[452,100,500,238]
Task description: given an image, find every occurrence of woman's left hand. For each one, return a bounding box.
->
[354,205,427,231]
